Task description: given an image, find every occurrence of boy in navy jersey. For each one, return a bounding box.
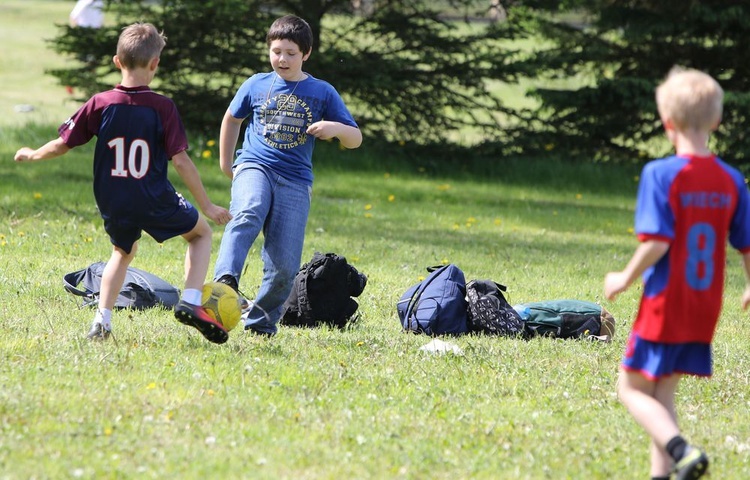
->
[604,67,750,479]
[213,15,362,336]
[14,23,232,344]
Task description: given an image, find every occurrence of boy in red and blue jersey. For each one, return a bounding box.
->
[14,23,232,343]
[605,67,750,480]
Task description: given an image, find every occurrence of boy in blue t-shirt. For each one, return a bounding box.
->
[213,15,362,336]
[14,23,232,344]
[605,67,750,479]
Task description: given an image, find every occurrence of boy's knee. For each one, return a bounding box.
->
[185,218,212,240]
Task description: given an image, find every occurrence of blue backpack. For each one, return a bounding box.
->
[396,264,469,336]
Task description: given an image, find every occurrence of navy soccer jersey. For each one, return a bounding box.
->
[58,85,189,220]
[633,154,750,344]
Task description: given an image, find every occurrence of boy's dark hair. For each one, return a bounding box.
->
[266,15,313,55]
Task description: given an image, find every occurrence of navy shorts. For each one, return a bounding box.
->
[621,333,712,380]
[103,194,199,254]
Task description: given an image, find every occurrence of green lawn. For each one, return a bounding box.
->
[2,2,750,479]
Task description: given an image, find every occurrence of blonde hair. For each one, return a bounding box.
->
[116,22,166,69]
[655,66,723,132]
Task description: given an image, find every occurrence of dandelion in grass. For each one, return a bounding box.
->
[545,143,554,151]
[146,382,156,390]
[442,258,449,264]
[494,218,502,226]
[634,175,640,182]
[364,204,372,210]
[437,184,451,191]
[364,213,373,218]
[356,341,365,347]
[18,231,25,237]
[576,193,583,200]
[388,194,395,202]
[33,192,42,199]
[452,223,460,230]
[206,389,215,396]
[206,139,216,147]
[202,150,211,159]
[628,227,635,234]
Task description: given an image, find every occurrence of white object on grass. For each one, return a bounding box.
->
[419,339,464,356]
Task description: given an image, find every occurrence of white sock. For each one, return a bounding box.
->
[182,288,202,306]
[94,308,112,331]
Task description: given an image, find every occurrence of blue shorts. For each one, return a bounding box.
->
[103,194,199,254]
[621,333,712,380]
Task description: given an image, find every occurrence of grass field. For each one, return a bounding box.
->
[2,2,750,479]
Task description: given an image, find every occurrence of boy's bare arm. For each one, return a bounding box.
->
[740,252,750,310]
[604,239,670,301]
[306,121,362,149]
[171,150,231,225]
[219,110,243,178]
[14,137,71,162]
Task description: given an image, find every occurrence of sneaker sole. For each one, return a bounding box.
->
[675,451,709,480]
[175,310,229,344]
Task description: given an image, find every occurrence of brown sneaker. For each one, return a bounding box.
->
[175,301,228,344]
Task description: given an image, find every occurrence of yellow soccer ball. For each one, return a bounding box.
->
[201,282,242,331]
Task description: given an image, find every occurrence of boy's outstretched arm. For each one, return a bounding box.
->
[171,150,231,225]
[14,137,70,162]
[740,252,750,310]
[219,110,243,179]
[306,121,362,149]
[604,239,669,301]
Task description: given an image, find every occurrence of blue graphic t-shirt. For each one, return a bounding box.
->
[229,72,358,185]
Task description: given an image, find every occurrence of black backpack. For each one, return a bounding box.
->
[465,279,524,337]
[63,262,181,310]
[281,252,367,328]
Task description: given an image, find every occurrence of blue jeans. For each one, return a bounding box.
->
[213,164,311,335]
